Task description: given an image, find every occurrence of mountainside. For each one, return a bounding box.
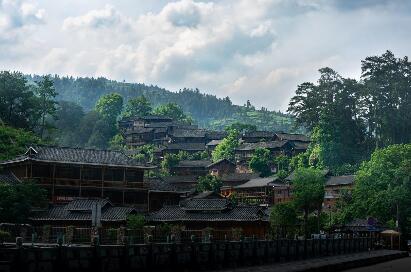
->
[27,75,300,132]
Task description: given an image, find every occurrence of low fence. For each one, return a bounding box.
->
[0,225,257,245]
[0,237,376,272]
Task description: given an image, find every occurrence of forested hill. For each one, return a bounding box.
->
[26,75,298,132]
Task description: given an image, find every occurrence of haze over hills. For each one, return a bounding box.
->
[27,75,301,133]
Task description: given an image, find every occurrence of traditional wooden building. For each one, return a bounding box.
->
[222,176,291,205]
[30,198,137,228]
[206,139,222,154]
[0,146,183,212]
[208,159,236,177]
[323,175,355,211]
[168,128,207,144]
[148,198,269,238]
[170,160,212,176]
[241,131,276,143]
[235,140,292,163]
[164,143,206,155]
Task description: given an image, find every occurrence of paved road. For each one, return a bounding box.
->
[344,255,411,272]
[213,250,407,272]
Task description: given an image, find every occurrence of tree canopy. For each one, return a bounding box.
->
[249,147,272,177]
[348,144,411,232]
[152,102,193,124]
[122,95,152,118]
[211,129,239,162]
[0,182,47,223]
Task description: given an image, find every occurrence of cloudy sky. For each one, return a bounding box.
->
[1,0,411,110]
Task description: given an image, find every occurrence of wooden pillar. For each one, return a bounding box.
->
[122,168,126,205]
[79,166,83,197]
[101,167,105,198]
[52,164,56,202]
[25,163,28,178]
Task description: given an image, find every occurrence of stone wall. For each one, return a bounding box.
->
[0,238,374,272]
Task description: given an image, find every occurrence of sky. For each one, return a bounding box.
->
[1,0,411,111]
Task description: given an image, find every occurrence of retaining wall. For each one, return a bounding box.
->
[0,238,376,272]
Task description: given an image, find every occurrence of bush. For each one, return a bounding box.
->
[127,214,145,230]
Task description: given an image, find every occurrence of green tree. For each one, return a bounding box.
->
[153,103,193,124]
[0,71,38,129]
[349,144,411,234]
[361,51,411,148]
[0,125,42,160]
[34,75,58,139]
[109,134,125,150]
[95,93,124,122]
[197,175,222,193]
[274,154,290,172]
[225,122,257,133]
[52,101,85,146]
[249,148,272,177]
[122,95,152,118]
[292,167,325,236]
[211,129,239,162]
[0,181,47,223]
[127,214,145,230]
[270,202,298,238]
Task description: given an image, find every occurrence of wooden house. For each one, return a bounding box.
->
[241,131,276,143]
[170,160,212,176]
[0,146,183,212]
[235,140,292,162]
[148,198,269,238]
[30,198,137,228]
[228,176,291,205]
[164,143,206,155]
[168,128,207,144]
[323,175,355,211]
[208,159,236,177]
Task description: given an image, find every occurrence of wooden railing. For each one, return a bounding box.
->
[33,177,149,189]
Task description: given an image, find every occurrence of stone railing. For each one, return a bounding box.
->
[0,237,376,272]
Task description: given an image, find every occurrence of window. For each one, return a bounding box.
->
[83,167,102,180]
[55,165,80,179]
[104,168,124,181]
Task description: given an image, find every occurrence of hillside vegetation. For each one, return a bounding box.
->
[26,75,298,132]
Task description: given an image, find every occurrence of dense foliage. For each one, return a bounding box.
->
[211,129,239,162]
[196,175,223,193]
[292,168,325,235]
[0,125,42,160]
[344,144,411,233]
[26,75,297,132]
[249,148,272,177]
[288,51,411,172]
[0,182,47,223]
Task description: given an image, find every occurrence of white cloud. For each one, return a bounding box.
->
[1,0,411,111]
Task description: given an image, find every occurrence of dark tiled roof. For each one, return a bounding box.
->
[141,115,173,121]
[208,159,235,168]
[206,131,228,140]
[0,146,152,169]
[206,139,222,146]
[326,175,355,186]
[124,127,154,135]
[0,170,21,185]
[149,205,267,222]
[192,191,223,199]
[65,198,111,211]
[144,122,173,128]
[235,176,280,189]
[221,173,259,182]
[175,160,212,168]
[166,143,206,151]
[285,169,330,182]
[235,140,289,151]
[182,198,229,211]
[147,178,185,193]
[275,133,310,142]
[243,131,275,138]
[170,128,206,138]
[292,141,310,150]
[162,175,198,184]
[31,198,136,222]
